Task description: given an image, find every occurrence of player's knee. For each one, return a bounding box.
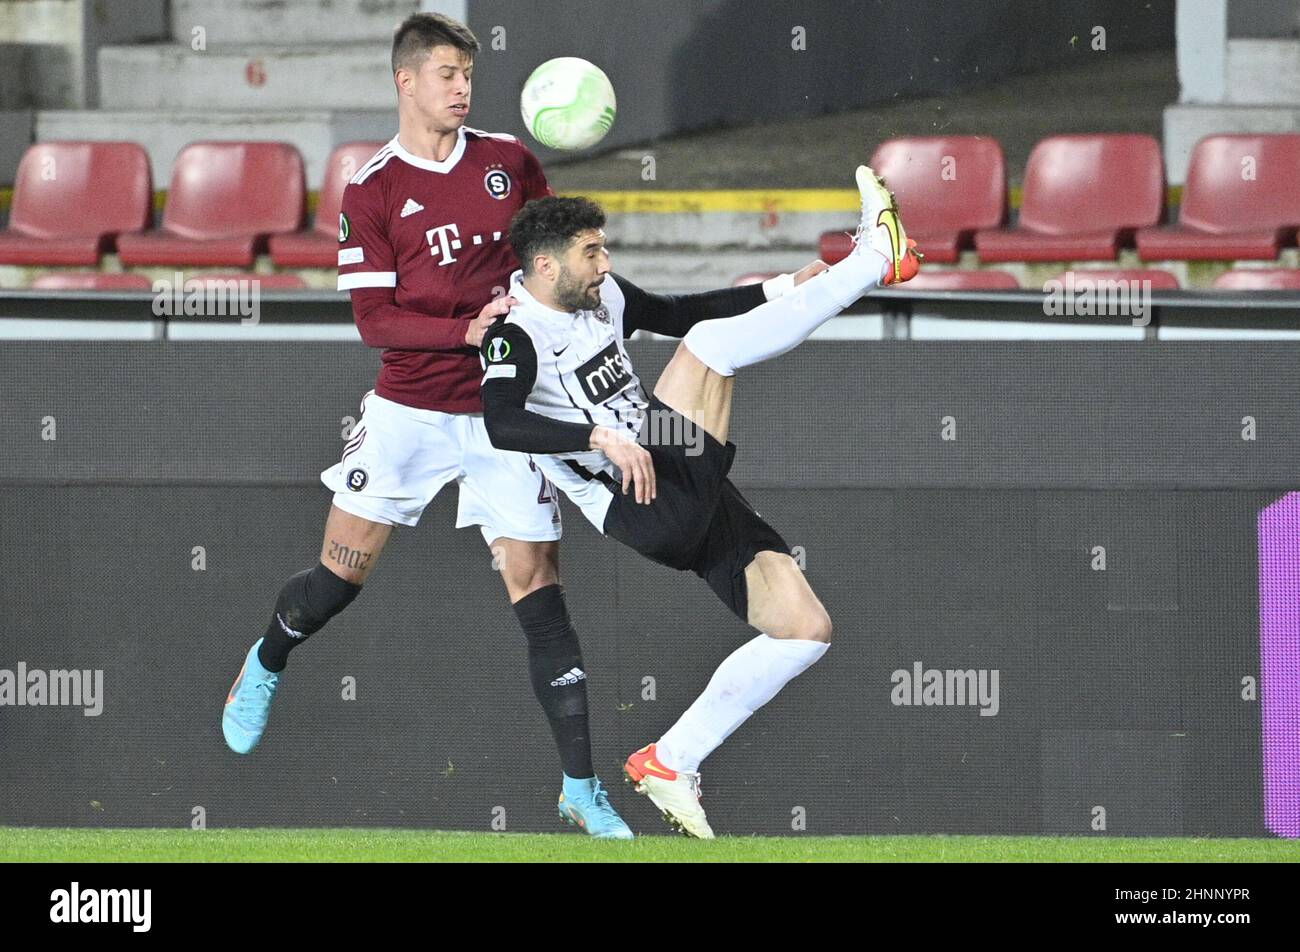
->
[682,325,737,377]
[765,603,831,644]
[496,541,559,598]
[275,563,362,640]
[796,605,833,645]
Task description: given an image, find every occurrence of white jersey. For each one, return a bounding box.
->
[485,271,648,529]
[479,269,774,532]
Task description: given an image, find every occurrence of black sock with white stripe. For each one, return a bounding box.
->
[513,584,594,779]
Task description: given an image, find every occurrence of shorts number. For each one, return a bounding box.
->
[529,458,557,505]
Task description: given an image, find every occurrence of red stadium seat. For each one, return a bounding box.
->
[30,272,155,291]
[270,141,385,268]
[1212,268,1300,290]
[874,136,1007,263]
[902,270,1020,290]
[819,136,1006,266]
[817,232,853,265]
[1050,268,1180,290]
[117,142,306,267]
[975,134,1165,262]
[1136,134,1300,261]
[0,142,152,266]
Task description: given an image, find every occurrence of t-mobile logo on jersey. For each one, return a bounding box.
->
[426,223,463,266]
[426,223,507,266]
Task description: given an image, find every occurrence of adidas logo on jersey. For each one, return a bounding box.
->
[550,667,586,687]
[400,198,425,218]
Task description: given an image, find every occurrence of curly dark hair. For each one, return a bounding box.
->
[391,13,479,74]
[509,197,607,274]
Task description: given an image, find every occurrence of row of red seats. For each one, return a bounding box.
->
[6,133,1300,280]
[820,133,1300,266]
[736,268,1300,291]
[0,140,382,269]
[29,272,309,290]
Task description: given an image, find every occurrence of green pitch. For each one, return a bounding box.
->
[1,828,1296,862]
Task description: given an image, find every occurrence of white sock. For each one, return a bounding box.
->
[682,251,886,376]
[656,634,829,775]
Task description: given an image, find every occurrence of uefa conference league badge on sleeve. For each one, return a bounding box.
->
[338,213,350,243]
[483,334,517,382]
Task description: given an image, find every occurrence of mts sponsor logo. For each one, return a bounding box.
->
[50,883,151,932]
[890,661,1000,716]
[577,340,632,404]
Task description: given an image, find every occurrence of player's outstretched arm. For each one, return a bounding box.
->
[479,323,596,454]
[615,260,828,339]
[479,324,657,503]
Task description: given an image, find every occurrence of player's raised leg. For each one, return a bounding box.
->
[625,550,831,838]
[222,505,388,755]
[652,165,920,445]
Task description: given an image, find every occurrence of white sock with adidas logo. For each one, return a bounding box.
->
[656,634,829,775]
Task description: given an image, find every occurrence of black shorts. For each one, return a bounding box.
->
[602,397,790,621]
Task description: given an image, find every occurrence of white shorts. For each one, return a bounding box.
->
[321,391,561,544]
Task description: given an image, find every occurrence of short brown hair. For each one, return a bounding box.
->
[391,12,479,74]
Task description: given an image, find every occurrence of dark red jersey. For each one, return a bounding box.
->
[337,127,552,412]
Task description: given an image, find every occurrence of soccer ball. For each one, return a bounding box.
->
[520,57,617,151]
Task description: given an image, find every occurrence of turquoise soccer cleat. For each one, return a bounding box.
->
[558,775,634,840]
[222,638,281,755]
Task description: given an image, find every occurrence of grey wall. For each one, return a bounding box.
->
[465,0,1175,162]
[0,341,1283,837]
[1228,0,1299,38]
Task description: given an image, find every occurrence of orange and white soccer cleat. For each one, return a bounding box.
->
[853,164,922,284]
[623,743,715,839]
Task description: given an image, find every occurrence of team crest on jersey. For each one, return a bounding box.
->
[484,166,512,200]
[593,305,611,324]
[486,336,512,362]
[338,213,350,243]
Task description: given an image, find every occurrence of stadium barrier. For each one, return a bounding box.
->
[2,297,1297,835]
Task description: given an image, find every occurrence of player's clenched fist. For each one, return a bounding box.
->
[464,295,520,347]
[590,425,656,505]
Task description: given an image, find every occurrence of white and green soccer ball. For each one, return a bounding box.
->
[520,57,617,151]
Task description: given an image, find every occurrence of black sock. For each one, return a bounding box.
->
[259,563,362,672]
[512,584,594,779]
